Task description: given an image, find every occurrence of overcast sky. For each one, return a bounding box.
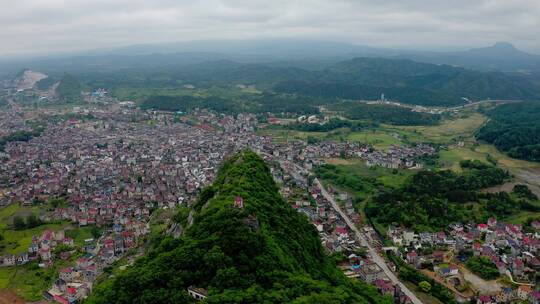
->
[2,0,540,56]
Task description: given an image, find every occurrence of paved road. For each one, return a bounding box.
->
[314,178,423,304]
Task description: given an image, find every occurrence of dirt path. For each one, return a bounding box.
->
[420,270,473,299]
[458,265,502,294]
[0,289,25,304]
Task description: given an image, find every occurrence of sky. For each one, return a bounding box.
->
[1,0,540,56]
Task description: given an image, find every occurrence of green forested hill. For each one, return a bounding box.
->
[86,151,390,304]
[56,74,82,102]
[76,57,540,108]
[274,58,540,106]
[476,102,540,161]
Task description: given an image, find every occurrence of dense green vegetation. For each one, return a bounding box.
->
[513,184,538,201]
[141,95,231,113]
[477,102,540,161]
[288,118,366,132]
[87,151,390,304]
[0,129,43,152]
[35,76,57,91]
[315,164,383,200]
[56,74,82,102]
[366,160,515,231]
[329,102,441,126]
[465,256,499,280]
[13,214,42,230]
[274,58,540,106]
[140,93,321,115]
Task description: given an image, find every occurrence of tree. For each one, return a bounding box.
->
[26,214,41,228]
[419,281,431,293]
[13,216,26,230]
[91,226,102,239]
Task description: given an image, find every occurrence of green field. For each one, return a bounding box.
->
[0,260,72,301]
[0,203,101,254]
[325,158,415,188]
[398,112,487,144]
[438,147,490,172]
[345,130,401,150]
[0,204,42,230]
[65,226,101,247]
[0,204,99,300]
[1,223,70,255]
[0,204,74,255]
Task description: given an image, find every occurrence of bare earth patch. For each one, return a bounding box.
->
[0,289,26,304]
[459,266,502,294]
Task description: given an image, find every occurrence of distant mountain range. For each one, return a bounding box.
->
[1,39,540,77]
[395,42,540,72]
[4,39,540,107]
[22,55,540,107]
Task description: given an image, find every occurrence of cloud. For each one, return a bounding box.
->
[0,0,539,55]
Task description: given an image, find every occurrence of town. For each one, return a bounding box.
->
[0,99,538,303]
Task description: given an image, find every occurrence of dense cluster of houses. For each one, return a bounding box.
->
[365,144,435,169]
[0,111,31,138]
[43,207,151,304]
[0,108,259,208]
[389,217,540,302]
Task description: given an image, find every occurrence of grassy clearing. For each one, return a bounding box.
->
[0,260,71,301]
[438,147,490,172]
[346,130,401,150]
[0,204,96,255]
[0,204,42,230]
[325,159,414,189]
[65,226,100,247]
[1,223,69,255]
[0,204,72,255]
[475,144,540,171]
[398,112,486,144]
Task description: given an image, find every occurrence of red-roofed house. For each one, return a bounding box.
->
[406,251,418,264]
[477,223,488,232]
[373,279,395,296]
[335,227,348,236]
[477,295,493,304]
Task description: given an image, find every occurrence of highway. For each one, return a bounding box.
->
[314,178,423,304]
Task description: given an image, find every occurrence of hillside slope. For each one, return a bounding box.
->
[86,151,390,304]
[274,58,540,106]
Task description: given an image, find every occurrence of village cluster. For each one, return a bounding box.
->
[389,217,540,303]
